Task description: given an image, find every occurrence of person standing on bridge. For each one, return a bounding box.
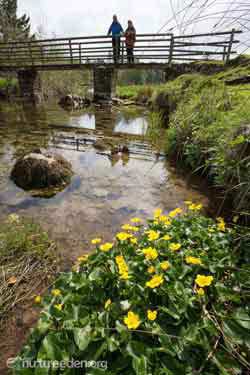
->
[125,20,136,63]
[107,15,124,64]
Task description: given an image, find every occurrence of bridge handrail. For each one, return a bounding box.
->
[0,29,242,68]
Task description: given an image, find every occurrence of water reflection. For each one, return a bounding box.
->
[0,102,210,261]
[114,117,148,135]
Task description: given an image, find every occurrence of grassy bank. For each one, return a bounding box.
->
[0,214,58,326]
[12,207,250,375]
[118,57,250,220]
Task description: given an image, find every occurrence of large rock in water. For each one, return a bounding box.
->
[11,151,73,190]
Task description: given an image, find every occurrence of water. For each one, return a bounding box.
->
[0,101,210,263]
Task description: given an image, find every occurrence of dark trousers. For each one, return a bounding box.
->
[126,48,134,63]
[112,37,121,63]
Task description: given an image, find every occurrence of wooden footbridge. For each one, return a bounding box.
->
[0,29,242,100]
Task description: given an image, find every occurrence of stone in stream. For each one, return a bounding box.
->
[11,150,73,191]
[59,95,91,109]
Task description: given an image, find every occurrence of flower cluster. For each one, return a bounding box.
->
[115,255,130,280]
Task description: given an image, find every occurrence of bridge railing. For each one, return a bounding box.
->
[0,30,242,69]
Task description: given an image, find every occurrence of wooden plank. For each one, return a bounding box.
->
[226,29,235,63]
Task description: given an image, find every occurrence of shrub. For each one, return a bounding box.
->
[13,207,250,375]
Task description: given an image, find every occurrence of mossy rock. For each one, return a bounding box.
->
[11,151,73,191]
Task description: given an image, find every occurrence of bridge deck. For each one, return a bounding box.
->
[0,30,242,72]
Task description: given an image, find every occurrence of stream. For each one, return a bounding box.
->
[0,101,211,263]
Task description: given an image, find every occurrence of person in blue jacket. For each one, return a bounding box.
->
[108,15,124,64]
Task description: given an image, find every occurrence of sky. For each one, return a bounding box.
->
[17,0,249,53]
[18,0,171,37]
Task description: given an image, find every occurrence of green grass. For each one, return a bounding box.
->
[119,57,250,220]
[0,214,58,324]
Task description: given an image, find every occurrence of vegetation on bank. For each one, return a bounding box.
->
[12,206,250,375]
[118,56,250,220]
[0,214,57,327]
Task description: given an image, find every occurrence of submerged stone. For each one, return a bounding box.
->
[11,151,73,191]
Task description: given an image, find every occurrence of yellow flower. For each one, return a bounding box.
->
[148,266,156,274]
[34,295,41,304]
[197,288,205,296]
[142,247,158,261]
[195,274,214,287]
[169,208,183,218]
[154,208,162,219]
[160,261,170,271]
[146,274,164,289]
[117,232,132,241]
[146,230,160,241]
[105,299,112,309]
[100,243,113,252]
[122,224,140,232]
[147,310,157,321]
[91,238,102,245]
[130,217,142,224]
[8,213,20,224]
[184,200,193,205]
[217,217,226,232]
[54,304,63,311]
[51,289,61,297]
[130,237,138,245]
[169,243,181,251]
[124,311,141,329]
[78,255,88,263]
[162,234,171,241]
[115,255,130,280]
[185,256,202,265]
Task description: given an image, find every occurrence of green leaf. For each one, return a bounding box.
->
[73,326,92,351]
[132,356,147,375]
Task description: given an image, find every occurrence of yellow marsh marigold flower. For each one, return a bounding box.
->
[124,311,141,329]
[121,224,139,232]
[130,217,142,224]
[54,304,63,311]
[142,247,158,261]
[160,261,170,271]
[169,243,181,251]
[100,242,113,252]
[169,208,183,218]
[105,299,112,309]
[188,203,203,211]
[116,232,132,241]
[146,274,164,289]
[217,217,226,232]
[147,310,157,321]
[154,208,163,219]
[78,255,88,263]
[91,238,102,245]
[185,256,202,265]
[115,255,129,280]
[184,200,193,205]
[197,288,205,296]
[146,230,160,241]
[195,274,214,287]
[148,266,156,274]
[51,289,61,297]
[162,234,171,241]
[34,295,41,304]
[130,237,138,245]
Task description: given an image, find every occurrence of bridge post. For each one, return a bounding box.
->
[17,69,42,100]
[93,66,117,102]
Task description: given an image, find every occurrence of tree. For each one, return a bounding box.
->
[0,0,32,42]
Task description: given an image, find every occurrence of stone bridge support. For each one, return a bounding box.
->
[93,66,117,102]
[17,69,42,100]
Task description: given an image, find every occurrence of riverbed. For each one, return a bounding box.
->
[0,101,210,263]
